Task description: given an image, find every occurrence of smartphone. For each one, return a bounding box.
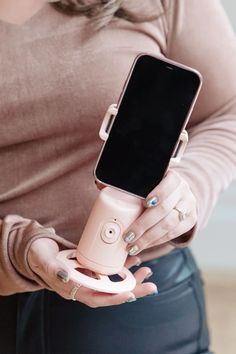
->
[94,54,202,198]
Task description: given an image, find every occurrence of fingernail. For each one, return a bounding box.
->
[146,196,158,208]
[145,271,153,280]
[128,245,139,256]
[125,297,137,303]
[147,290,159,296]
[136,257,142,266]
[124,231,136,243]
[57,270,69,283]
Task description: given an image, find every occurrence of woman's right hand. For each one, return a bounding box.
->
[27,237,157,308]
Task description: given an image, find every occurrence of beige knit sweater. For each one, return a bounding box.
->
[0,0,235,295]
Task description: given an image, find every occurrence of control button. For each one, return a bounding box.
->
[101,221,122,244]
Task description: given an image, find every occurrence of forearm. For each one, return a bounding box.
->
[165,0,236,237]
[174,102,236,232]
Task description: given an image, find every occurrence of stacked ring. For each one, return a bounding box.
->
[70,284,82,301]
[174,206,188,221]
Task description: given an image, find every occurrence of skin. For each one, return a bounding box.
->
[0,0,59,24]
[125,170,197,255]
[28,238,157,307]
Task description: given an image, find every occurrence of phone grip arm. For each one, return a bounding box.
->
[170,130,188,164]
[99,104,118,141]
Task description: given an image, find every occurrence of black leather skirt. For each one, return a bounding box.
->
[0,248,213,354]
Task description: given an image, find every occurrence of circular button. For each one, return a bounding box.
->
[101,221,122,244]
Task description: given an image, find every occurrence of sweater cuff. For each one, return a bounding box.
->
[0,215,76,294]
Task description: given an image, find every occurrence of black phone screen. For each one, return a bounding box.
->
[95,55,201,198]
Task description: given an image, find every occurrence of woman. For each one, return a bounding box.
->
[0,1,235,353]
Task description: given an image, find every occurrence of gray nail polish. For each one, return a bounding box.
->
[128,245,139,256]
[57,270,69,283]
[125,297,137,303]
[146,196,158,208]
[124,231,136,243]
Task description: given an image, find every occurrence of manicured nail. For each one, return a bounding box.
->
[147,290,159,296]
[124,231,136,243]
[57,270,69,283]
[145,271,153,280]
[136,257,142,266]
[146,196,158,208]
[125,297,137,303]
[128,245,139,256]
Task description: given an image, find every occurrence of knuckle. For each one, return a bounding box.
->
[133,218,146,234]
[41,260,51,275]
[161,215,176,230]
[158,201,169,215]
[190,211,197,224]
[180,178,189,189]
[158,232,172,244]
[46,260,59,277]
[191,194,197,205]
[165,232,173,242]
[169,169,182,184]
[179,180,188,194]
[90,303,98,309]
[111,298,122,306]
[86,301,98,308]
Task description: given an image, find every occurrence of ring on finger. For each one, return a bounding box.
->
[174,206,189,221]
[70,284,82,301]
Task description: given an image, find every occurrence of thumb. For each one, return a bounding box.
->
[28,238,70,281]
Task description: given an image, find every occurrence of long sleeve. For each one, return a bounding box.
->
[0,215,76,295]
[164,0,236,237]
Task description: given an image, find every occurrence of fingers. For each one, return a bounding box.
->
[123,172,185,243]
[129,197,196,253]
[131,266,158,298]
[28,238,158,307]
[31,255,136,306]
[47,261,157,307]
[85,266,158,306]
[124,256,142,269]
[145,170,182,207]
[122,170,197,254]
[152,206,197,246]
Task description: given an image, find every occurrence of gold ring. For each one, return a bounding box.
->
[70,285,81,301]
[174,207,188,221]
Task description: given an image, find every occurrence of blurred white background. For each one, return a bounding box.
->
[191,0,236,272]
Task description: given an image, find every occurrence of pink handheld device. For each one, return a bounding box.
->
[56,52,201,294]
[56,104,188,293]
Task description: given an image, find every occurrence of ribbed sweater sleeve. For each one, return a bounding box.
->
[0,215,76,295]
[165,0,236,241]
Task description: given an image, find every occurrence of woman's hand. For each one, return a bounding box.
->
[27,238,157,307]
[123,170,197,255]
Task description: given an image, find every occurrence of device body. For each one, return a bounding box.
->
[57,186,143,293]
[76,187,143,275]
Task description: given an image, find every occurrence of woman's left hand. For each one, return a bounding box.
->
[123,170,197,255]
